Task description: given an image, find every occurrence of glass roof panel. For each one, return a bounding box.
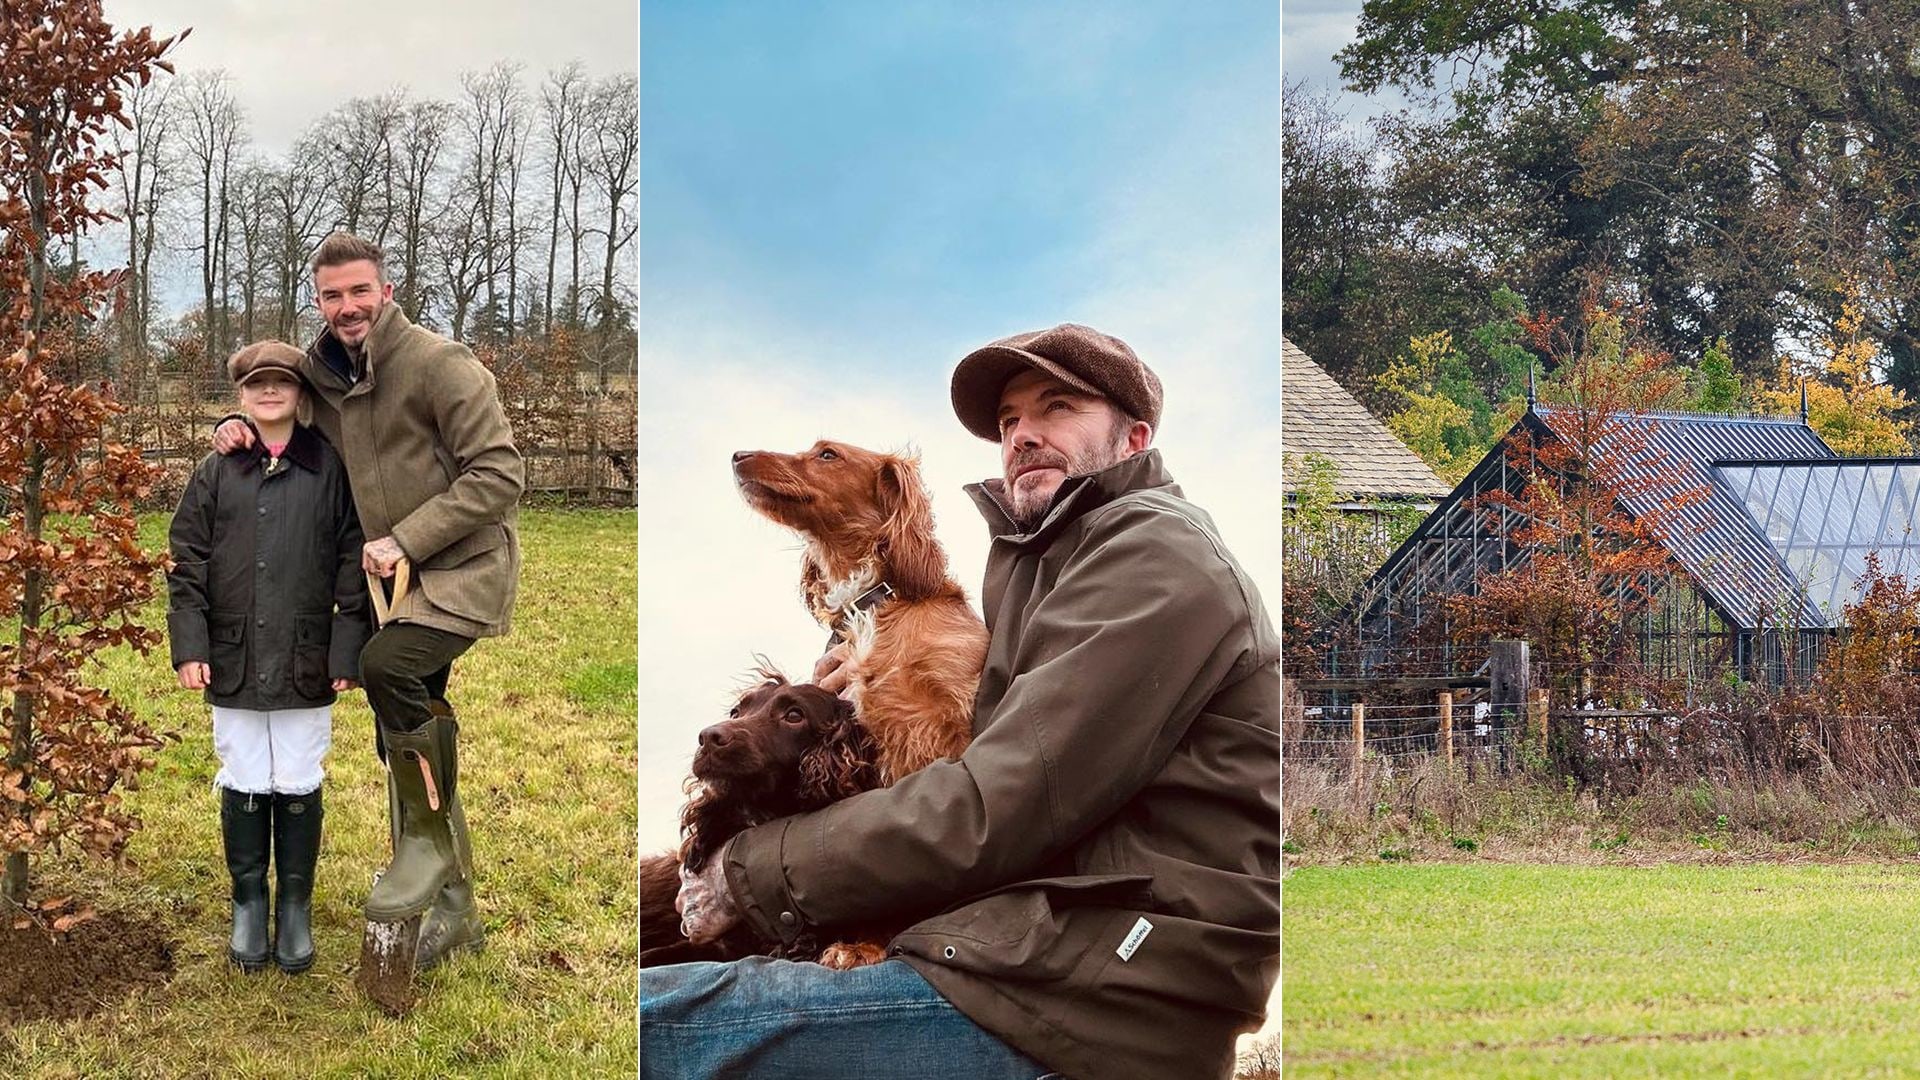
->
[1723,461,1920,629]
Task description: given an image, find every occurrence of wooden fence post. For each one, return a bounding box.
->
[1489,639,1531,771]
[1439,690,1454,769]
[1350,701,1365,793]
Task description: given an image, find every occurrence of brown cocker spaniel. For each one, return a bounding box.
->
[639,674,890,969]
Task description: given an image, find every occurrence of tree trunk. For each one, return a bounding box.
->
[3,449,46,908]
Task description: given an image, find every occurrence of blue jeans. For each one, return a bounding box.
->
[640,957,1064,1079]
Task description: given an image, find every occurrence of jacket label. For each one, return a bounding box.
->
[1116,917,1153,961]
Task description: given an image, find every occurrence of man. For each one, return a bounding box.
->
[216,231,524,968]
[644,324,1280,1080]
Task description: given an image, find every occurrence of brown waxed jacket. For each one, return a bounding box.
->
[726,449,1281,1080]
[303,303,524,638]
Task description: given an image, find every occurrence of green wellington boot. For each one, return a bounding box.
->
[366,705,482,967]
[220,787,271,973]
[272,788,323,974]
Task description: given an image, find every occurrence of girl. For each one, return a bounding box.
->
[167,340,370,974]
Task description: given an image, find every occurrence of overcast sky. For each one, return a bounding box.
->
[1281,0,1408,127]
[101,0,636,155]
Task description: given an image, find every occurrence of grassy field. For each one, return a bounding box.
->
[0,509,636,1078]
[1284,861,1920,1077]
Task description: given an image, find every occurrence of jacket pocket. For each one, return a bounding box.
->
[208,612,247,697]
[415,525,515,625]
[893,873,1153,981]
[291,613,331,699]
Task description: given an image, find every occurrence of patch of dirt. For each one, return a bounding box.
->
[0,910,174,1027]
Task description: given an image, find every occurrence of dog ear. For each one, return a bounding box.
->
[876,455,946,598]
[799,556,827,608]
[798,703,881,803]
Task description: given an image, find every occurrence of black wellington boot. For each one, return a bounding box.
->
[272,788,323,974]
[220,787,271,973]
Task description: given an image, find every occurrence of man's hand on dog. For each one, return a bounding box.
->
[812,643,852,694]
[677,854,741,944]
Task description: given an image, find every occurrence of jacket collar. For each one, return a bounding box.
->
[308,301,408,389]
[967,449,1174,544]
[241,422,327,475]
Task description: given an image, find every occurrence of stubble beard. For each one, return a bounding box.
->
[1006,437,1131,532]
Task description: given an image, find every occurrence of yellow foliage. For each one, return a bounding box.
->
[1375,331,1478,483]
[1758,297,1915,455]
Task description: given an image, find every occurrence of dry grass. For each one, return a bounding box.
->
[1284,754,1920,866]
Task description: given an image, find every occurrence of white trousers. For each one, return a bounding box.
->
[211,705,333,795]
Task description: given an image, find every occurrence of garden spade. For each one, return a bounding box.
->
[357,559,420,1015]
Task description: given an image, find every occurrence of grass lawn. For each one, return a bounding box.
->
[0,509,636,1078]
[1284,862,1920,1076]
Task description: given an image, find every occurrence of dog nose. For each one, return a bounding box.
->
[732,451,755,464]
[698,724,732,749]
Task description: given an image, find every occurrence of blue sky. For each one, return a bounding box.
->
[643,1,1279,395]
[638,0,1281,850]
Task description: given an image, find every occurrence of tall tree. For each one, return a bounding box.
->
[179,69,244,363]
[393,97,452,319]
[539,63,588,335]
[106,71,175,375]
[585,73,637,366]
[456,63,525,343]
[269,132,330,341]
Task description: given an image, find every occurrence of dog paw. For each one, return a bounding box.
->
[818,941,889,969]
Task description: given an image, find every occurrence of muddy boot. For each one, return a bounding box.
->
[415,701,483,967]
[366,706,480,953]
[220,788,271,973]
[272,788,323,974]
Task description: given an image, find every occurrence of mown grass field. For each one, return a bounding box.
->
[0,509,636,1078]
[1285,862,1920,1077]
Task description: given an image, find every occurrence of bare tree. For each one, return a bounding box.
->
[585,73,637,374]
[456,63,526,342]
[318,92,404,242]
[178,70,246,363]
[270,131,333,341]
[539,63,588,336]
[436,171,490,341]
[394,97,453,318]
[108,73,177,375]
[231,160,278,347]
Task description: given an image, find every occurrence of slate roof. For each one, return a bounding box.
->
[1282,337,1450,501]
[1534,407,1835,631]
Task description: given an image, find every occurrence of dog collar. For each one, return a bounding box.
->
[828,581,896,644]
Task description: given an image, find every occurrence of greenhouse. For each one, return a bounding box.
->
[1333,405,1920,681]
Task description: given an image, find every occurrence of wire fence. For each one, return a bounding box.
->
[1284,698,1534,769]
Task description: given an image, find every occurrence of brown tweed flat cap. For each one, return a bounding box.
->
[227,340,307,387]
[951,323,1163,441]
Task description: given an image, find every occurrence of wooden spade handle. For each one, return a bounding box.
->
[368,558,412,627]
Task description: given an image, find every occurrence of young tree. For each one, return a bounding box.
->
[0,2,180,907]
[1449,299,1703,767]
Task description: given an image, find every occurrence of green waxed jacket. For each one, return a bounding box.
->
[303,303,524,638]
[726,449,1281,1080]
